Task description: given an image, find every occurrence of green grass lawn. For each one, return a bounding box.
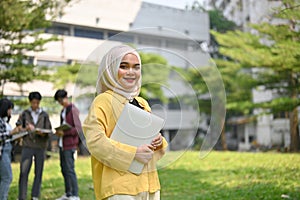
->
[8,151,300,200]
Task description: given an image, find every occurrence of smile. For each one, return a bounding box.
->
[124,77,136,81]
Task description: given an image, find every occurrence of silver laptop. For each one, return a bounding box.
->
[110,103,165,175]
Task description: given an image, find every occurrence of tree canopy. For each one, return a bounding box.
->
[0,0,70,95]
[211,0,300,150]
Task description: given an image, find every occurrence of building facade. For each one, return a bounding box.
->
[5,0,210,151]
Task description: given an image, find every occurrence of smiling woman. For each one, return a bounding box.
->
[118,53,141,90]
[83,45,168,200]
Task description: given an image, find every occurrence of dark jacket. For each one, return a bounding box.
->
[61,104,81,150]
[19,108,52,149]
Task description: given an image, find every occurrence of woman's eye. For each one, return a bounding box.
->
[120,65,127,69]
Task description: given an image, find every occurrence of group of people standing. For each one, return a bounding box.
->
[0,89,81,200]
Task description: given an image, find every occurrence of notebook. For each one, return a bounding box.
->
[55,123,72,131]
[110,103,165,175]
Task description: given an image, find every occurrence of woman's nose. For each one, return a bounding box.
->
[127,67,134,74]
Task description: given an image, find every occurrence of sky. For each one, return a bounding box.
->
[142,0,203,10]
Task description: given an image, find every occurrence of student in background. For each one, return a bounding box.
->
[54,89,81,200]
[18,92,52,200]
[0,98,20,200]
[83,45,168,200]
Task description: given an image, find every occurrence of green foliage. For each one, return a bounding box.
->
[75,63,98,88]
[210,0,300,149]
[140,52,170,103]
[211,3,300,112]
[0,0,70,95]
[208,9,237,32]
[50,63,81,89]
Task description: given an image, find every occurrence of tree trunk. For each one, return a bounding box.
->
[289,107,299,152]
[18,83,24,96]
[288,5,299,152]
[0,80,5,97]
[289,71,299,152]
[221,127,228,150]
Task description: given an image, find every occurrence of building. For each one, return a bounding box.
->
[202,0,296,151]
[202,0,282,30]
[5,0,210,151]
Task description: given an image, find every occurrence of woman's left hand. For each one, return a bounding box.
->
[151,133,163,150]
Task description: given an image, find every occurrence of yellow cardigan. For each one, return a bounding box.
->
[83,90,168,200]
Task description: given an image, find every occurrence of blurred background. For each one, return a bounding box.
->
[1,0,300,157]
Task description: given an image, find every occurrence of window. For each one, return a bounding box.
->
[148,99,163,109]
[36,60,66,68]
[166,39,187,50]
[138,36,161,47]
[108,32,134,43]
[168,98,181,110]
[74,28,103,39]
[46,25,70,35]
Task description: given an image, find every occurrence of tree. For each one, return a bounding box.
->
[212,0,300,151]
[0,0,70,96]
[188,1,239,150]
[139,52,170,103]
[50,63,81,89]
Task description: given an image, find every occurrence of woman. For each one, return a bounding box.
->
[0,98,20,200]
[83,45,168,200]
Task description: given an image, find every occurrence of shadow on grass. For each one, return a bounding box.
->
[159,167,300,200]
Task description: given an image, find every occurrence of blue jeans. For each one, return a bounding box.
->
[18,147,45,200]
[59,148,78,197]
[0,143,12,200]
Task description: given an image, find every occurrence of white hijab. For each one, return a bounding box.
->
[96,45,142,100]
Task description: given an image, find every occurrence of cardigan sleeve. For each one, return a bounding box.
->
[83,98,137,172]
[63,105,81,137]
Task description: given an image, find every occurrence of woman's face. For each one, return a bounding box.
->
[118,53,141,90]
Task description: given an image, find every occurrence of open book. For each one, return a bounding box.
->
[4,131,29,143]
[35,128,52,134]
[55,123,72,131]
[110,103,165,175]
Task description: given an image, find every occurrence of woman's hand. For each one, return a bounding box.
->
[151,133,163,150]
[134,144,154,164]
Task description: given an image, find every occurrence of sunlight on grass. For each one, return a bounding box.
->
[8,151,300,200]
[159,151,300,200]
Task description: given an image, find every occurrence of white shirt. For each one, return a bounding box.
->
[30,108,42,125]
[2,117,12,136]
[59,108,67,148]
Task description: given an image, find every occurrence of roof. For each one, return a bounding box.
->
[130,2,209,41]
[54,0,142,31]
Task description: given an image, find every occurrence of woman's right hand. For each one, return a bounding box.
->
[134,144,154,164]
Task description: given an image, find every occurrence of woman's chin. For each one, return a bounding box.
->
[120,81,136,89]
